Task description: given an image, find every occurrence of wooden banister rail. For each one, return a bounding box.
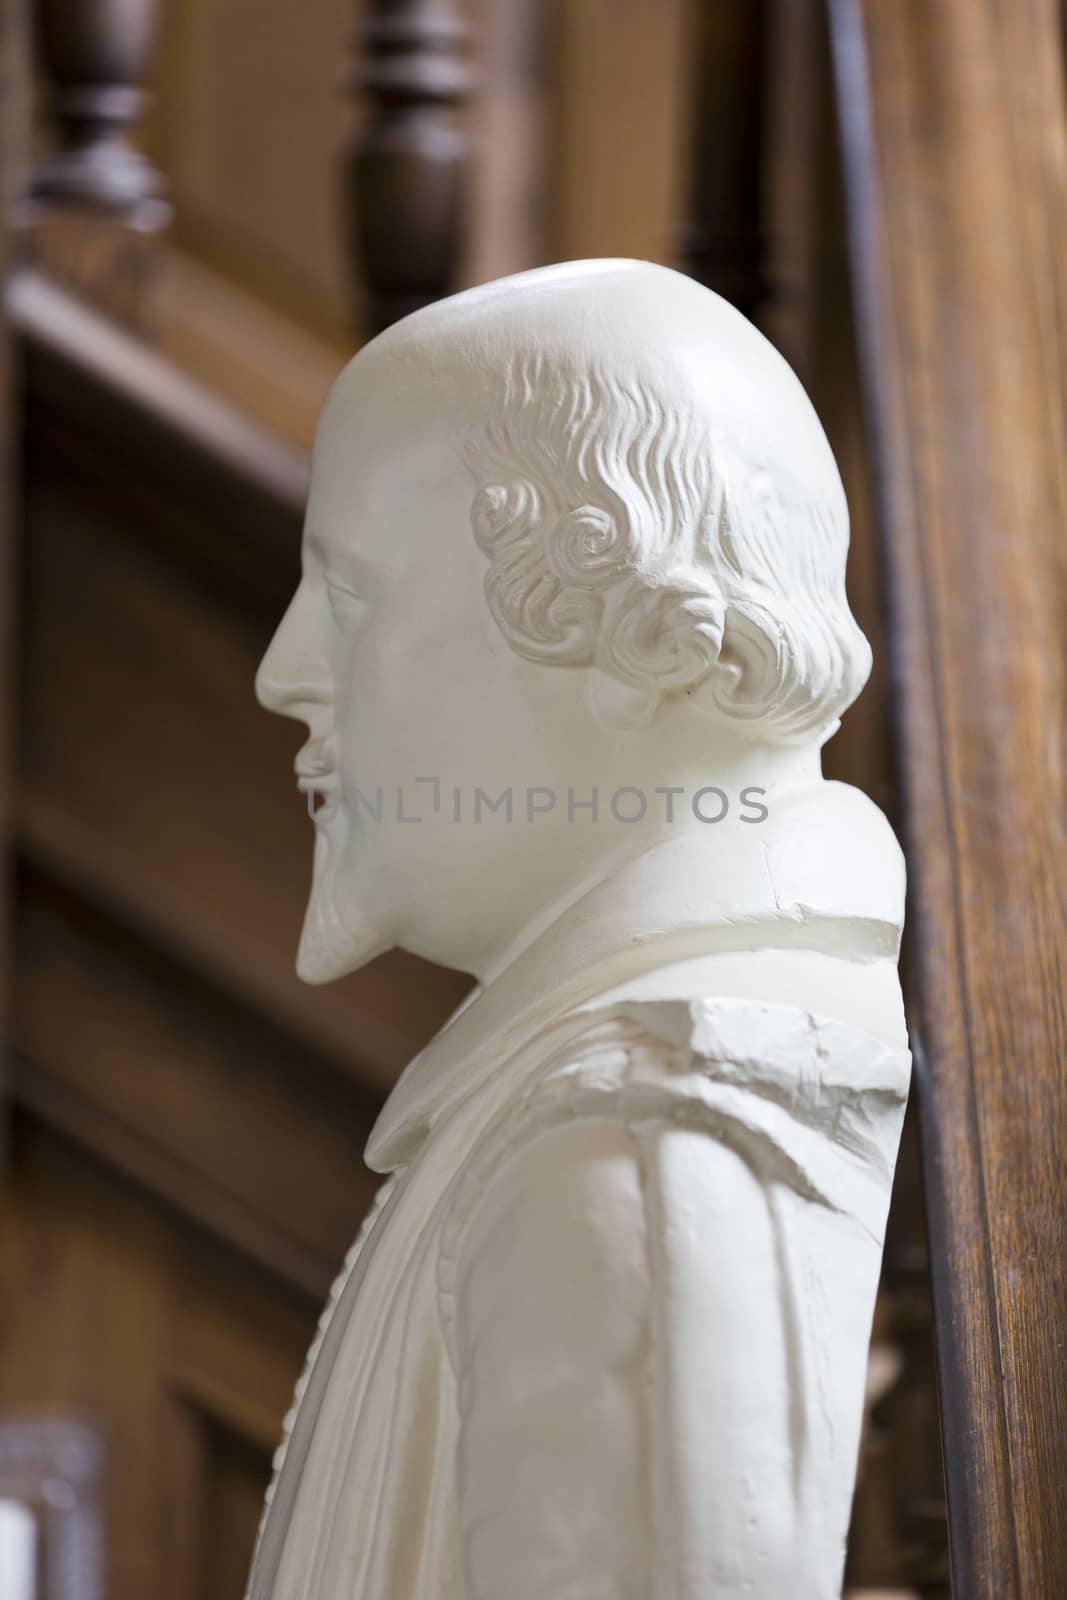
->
[830,1,1067,1592]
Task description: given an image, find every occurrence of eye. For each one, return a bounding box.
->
[324,572,367,630]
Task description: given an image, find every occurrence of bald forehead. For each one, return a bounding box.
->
[304,341,478,582]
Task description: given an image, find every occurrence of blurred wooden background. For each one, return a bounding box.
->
[142,0,691,443]
[0,1,943,1593]
[6,1,1066,1596]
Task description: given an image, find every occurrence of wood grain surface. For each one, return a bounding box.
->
[831,1,1067,1591]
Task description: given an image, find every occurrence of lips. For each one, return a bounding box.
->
[295,736,340,822]
[299,777,340,822]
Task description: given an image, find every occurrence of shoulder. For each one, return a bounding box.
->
[762,780,906,936]
[436,998,910,1345]
[446,997,910,1209]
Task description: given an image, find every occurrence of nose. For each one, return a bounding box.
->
[255,585,332,719]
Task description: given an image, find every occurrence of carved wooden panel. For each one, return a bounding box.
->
[0,1119,314,1599]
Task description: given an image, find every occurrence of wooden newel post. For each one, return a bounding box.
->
[345,0,476,337]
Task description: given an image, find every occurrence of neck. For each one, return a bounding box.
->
[368,756,901,1173]
[466,739,823,987]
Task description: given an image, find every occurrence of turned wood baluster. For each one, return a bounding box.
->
[26,0,169,328]
[345,0,476,336]
[31,0,167,223]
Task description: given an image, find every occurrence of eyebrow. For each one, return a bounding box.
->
[306,530,378,593]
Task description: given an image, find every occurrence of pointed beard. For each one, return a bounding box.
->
[296,810,390,984]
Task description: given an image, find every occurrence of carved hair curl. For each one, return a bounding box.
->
[466,354,870,743]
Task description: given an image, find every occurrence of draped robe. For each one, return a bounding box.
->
[247,781,910,1600]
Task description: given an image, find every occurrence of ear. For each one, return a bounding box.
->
[584,667,660,731]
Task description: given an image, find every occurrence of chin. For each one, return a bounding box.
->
[296,894,390,983]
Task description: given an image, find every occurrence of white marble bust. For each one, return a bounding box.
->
[247,259,909,1600]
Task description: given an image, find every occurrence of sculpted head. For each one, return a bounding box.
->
[256,260,870,984]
